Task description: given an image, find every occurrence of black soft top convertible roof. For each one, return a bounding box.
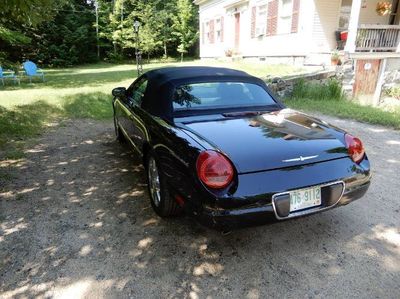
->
[145,66,252,86]
[140,66,278,120]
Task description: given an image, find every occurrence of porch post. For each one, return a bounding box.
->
[344,0,362,53]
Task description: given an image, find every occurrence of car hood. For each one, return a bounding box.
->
[180,109,348,173]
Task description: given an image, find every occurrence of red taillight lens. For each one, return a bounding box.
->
[345,134,365,164]
[196,150,234,189]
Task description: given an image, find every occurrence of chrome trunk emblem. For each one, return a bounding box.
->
[282,155,319,163]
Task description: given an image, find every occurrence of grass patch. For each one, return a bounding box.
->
[0,94,113,157]
[291,79,346,101]
[0,101,62,149]
[285,80,400,130]
[62,92,113,120]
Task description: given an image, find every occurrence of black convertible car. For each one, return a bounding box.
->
[112,66,371,230]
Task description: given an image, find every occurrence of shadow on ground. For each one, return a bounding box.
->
[0,119,399,298]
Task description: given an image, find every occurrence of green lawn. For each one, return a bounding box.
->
[285,98,400,130]
[1,61,399,160]
[0,60,306,108]
[0,60,306,158]
[284,79,400,130]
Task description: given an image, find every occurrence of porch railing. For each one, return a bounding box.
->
[356,24,400,52]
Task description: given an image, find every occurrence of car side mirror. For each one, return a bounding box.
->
[112,87,127,98]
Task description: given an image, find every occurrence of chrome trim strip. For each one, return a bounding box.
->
[118,123,141,154]
[271,180,345,220]
[282,155,319,163]
[115,99,149,141]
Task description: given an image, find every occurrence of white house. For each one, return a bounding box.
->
[194,0,400,65]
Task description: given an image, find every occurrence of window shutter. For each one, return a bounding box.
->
[251,6,256,38]
[291,0,300,33]
[202,22,205,44]
[266,0,278,36]
[209,19,215,44]
[220,16,224,42]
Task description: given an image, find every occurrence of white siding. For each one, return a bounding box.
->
[311,0,341,53]
[242,0,314,57]
[197,0,396,60]
[199,0,230,58]
[198,0,317,58]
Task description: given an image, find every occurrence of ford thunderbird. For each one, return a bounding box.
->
[112,67,371,230]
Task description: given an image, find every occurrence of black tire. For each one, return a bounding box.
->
[146,153,182,217]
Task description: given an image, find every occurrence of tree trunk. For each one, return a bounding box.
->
[180,52,183,62]
[163,41,167,58]
[147,53,150,64]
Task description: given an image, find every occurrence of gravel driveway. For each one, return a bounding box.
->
[1,115,399,299]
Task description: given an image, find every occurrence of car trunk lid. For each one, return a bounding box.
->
[179,109,348,173]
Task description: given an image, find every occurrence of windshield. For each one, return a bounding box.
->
[172,82,277,111]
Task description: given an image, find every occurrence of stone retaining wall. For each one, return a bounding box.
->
[266,70,336,98]
[267,58,400,108]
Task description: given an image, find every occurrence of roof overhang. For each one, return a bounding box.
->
[193,0,210,5]
[224,0,249,9]
[194,0,249,7]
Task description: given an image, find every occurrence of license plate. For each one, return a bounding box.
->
[289,186,321,212]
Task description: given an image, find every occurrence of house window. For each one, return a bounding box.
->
[215,18,222,42]
[256,5,267,36]
[278,0,293,34]
[205,21,210,43]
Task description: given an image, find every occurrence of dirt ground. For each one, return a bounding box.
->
[1,115,399,299]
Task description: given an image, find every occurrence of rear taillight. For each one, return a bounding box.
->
[345,134,365,164]
[196,150,234,189]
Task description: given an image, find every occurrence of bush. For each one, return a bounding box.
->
[291,78,346,101]
[385,85,400,100]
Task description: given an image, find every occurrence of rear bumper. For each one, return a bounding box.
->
[196,177,371,231]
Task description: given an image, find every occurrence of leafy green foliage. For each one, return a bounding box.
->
[0,27,31,46]
[0,0,63,65]
[1,0,200,66]
[384,85,400,100]
[0,0,63,27]
[32,0,98,66]
[172,0,199,61]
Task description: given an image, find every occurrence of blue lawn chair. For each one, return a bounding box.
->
[0,66,20,85]
[23,60,45,83]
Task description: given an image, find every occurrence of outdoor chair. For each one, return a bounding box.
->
[22,60,45,83]
[0,66,20,85]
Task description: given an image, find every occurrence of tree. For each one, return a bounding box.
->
[0,0,64,64]
[154,1,176,58]
[172,0,198,62]
[32,0,98,66]
[0,0,64,26]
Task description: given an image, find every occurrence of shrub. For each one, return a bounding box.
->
[291,78,346,101]
[384,85,400,100]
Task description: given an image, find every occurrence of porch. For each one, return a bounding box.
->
[355,24,400,51]
[343,0,400,53]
